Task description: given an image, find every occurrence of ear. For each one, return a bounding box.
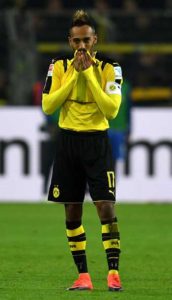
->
[68,36,72,48]
[94,34,98,45]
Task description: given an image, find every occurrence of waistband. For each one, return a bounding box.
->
[59,128,108,137]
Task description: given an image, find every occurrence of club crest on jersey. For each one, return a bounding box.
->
[109,84,116,91]
[48,63,54,76]
[53,185,60,198]
[105,81,121,95]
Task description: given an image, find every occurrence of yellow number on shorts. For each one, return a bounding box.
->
[107,171,115,188]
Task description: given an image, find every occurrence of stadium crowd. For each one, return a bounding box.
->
[1,0,172,11]
[0,0,171,106]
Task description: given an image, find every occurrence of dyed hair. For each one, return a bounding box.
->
[69,10,96,35]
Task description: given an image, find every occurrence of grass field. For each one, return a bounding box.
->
[0,203,172,300]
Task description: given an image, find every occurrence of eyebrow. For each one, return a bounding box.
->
[72,37,91,42]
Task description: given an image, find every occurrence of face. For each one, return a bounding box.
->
[69,25,97,54]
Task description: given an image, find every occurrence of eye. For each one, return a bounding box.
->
[73,38,80,44]
[83,38,90,43]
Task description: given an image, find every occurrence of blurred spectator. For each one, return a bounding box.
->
[123,0,139,14]
[46,0,64,13]
[0,0,171,10]
[5,8,37,105]
[26,0,46,9]
[14,0,47,9]
[32,81,43,106]
[0,0,13,9]
[137,0,166,10]
[108,0,139,10]
[1,1,171,107]
[62,0,94,9]
[128,14,151,43]
[166,0,172,10]
[94,0,111,12]
[108,0,122,9]
[132,54,165,87]
[93,0,118,42]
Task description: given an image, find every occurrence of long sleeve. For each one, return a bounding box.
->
[83,65,122,120]
[42,64,79,115]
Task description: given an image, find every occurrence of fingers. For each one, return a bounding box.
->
[73,51,83,71]
[73,59,82,72]
[74,50,92,71]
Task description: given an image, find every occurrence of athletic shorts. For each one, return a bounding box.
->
[48,129,116,203]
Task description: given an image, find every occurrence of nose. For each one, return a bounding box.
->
[78,40,86,49]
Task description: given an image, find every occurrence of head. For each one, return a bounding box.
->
[68,10,97,55]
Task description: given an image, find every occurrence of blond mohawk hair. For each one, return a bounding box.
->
[73,10,89,23]
[69,9,95,33]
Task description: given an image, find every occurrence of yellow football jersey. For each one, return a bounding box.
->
[42,53,122,131]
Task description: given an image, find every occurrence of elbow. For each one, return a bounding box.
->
[106,107,120,120]
[107,96,121,119]
[107,113,116,120]
[42,95,53,115]
[42,103,52,115]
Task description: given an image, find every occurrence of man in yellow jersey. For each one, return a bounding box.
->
[42,10,123,292]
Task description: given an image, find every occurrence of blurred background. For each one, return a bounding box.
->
[0,0,172,202]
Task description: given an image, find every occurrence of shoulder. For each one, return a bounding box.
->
[96,53,121,69]
[52,53,73,64]
[51,54,73,72]
[47,54,73,73]
[96,53,122,80]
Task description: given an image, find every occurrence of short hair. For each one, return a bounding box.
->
[69,10,96,35]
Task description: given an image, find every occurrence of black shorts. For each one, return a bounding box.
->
[48,129,116,203]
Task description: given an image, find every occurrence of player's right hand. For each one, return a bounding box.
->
[73,49,92,71]
[73,49,83,72]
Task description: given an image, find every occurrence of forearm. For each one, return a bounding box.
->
[83,66,121,119]
[42,70,78,115]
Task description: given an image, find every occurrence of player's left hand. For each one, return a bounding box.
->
[81,51,92,70]
[77,49,93,71]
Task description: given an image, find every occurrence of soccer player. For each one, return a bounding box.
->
[42,10,123,291]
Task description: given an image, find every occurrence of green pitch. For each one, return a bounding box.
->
[0,203,172,300]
